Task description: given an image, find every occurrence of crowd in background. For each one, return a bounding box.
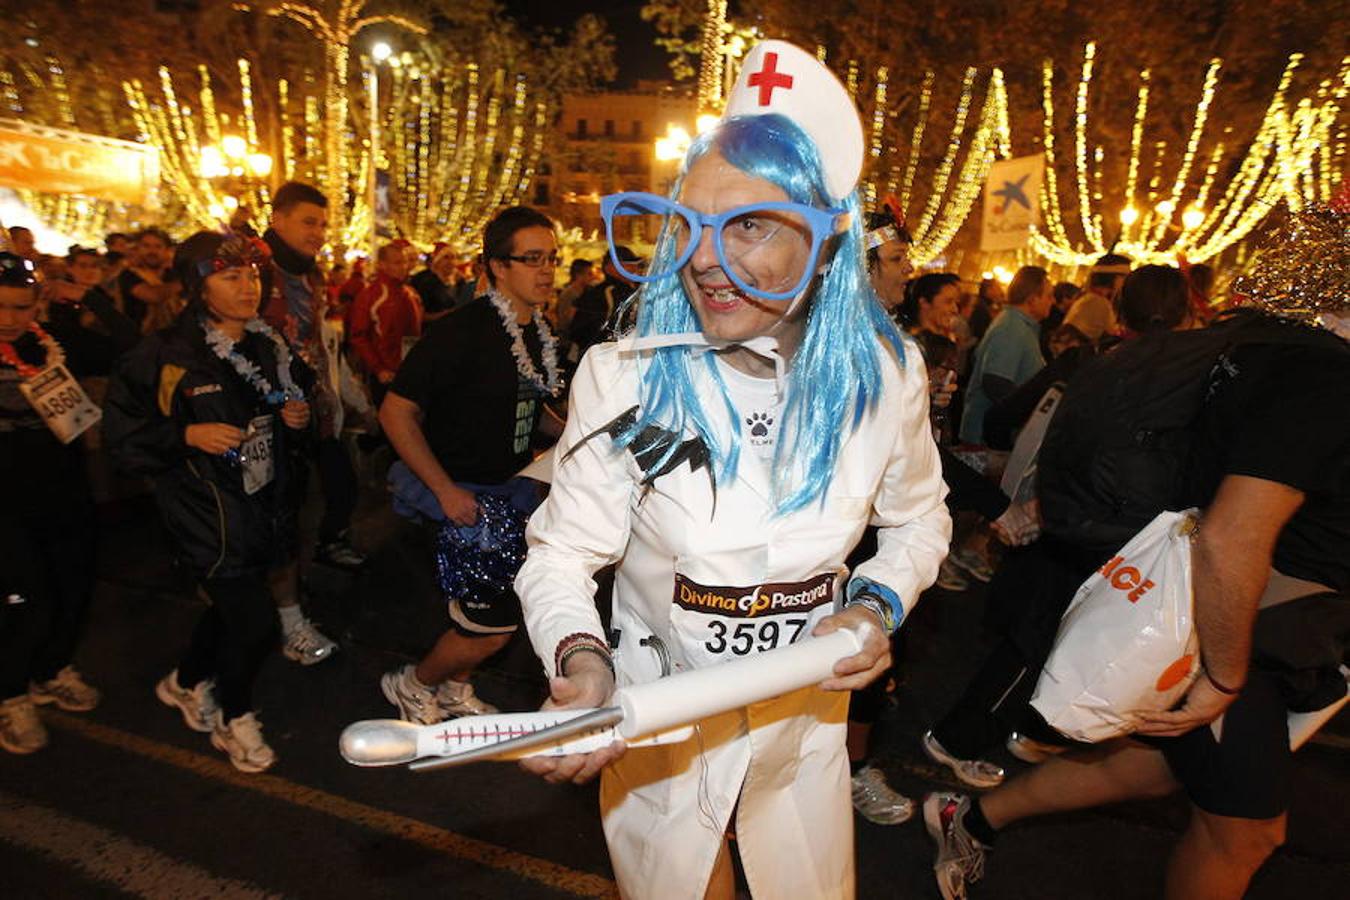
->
[1,181,1345,900]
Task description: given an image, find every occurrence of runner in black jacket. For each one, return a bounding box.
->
[104,232,313,773]
[0,252,139,755]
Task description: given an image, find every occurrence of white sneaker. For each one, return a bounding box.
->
[436,679,498,717]
[851,765,914,825]
[1006,731,1067,764]
[381,665,446,725]
[0,695,48,755]
[924,792,988,900]
[282,617,338,665]
[922,730,1005,789]
[155,670,219,734]
[30,665,101,712]
[210,711,277,773]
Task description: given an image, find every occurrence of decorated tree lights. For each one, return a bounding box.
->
[862,65,1011,267]
[123,61,280,234]
[381,59,548,250]
[1030,44,1350,267]
[233,1,427,243]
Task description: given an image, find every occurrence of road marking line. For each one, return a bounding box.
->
[0,789,278,899]
[47,713,617,898]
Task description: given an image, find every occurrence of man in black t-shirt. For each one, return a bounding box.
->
[926,237,1350,898]
[377,206,564,725]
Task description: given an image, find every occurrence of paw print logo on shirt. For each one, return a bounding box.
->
[746,411,774,438]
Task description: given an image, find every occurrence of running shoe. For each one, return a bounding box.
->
[949,548,994,583]
[851,765,914,825]
[923,792,988,900]
[0,695,48,755]
[935,558,971,592]
[314,533,368,571]
[155,670,219,733]
[381,665,447,725]
[1006,731,1067,764]
[210,711,276,773]
[282,617,338,665]
[30,665,100,712]
[922,730,1005,789]
[436,678,499,717]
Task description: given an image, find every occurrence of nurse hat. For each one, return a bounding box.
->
[722,40,865,202]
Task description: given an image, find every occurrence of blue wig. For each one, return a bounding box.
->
[614,114,906,515]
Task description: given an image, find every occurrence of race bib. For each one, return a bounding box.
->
[19,364,101,444]
[671,571,837,667]
[240,414,275,495]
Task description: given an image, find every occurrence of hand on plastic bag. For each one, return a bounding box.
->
[1133,672,1239,737]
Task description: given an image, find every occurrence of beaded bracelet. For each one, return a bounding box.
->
[555,632,614,676]
[846,593,895,634]
[844,576,905,635]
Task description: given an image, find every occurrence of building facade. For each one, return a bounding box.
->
[534,82,697,236]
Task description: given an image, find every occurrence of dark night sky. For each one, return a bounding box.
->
[502,0,671,88]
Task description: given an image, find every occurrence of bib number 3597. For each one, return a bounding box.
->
[705,618,807,656]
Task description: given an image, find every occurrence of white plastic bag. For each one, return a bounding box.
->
[1031,509,1201,743]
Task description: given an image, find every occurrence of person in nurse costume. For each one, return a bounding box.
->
[515,41,951,899]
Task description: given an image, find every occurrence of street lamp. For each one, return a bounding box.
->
[654,124,692,162]
[1181,206,1205,231]
[368,41,394,259]
[199,135,272,222]
[1119,205,1140,226]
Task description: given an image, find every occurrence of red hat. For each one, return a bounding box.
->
[430,242,456,265]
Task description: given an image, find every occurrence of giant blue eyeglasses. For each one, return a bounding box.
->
[599,192,847,302]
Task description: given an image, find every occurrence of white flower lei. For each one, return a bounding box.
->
[202,316,305,404]
[487,288,562,397]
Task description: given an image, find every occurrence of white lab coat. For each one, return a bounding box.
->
[517,337,950,899]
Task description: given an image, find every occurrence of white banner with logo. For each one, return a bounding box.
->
[980,154,1045,251]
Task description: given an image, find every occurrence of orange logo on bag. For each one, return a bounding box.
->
[1099,556,1155,603]
[1155,654,1195,692]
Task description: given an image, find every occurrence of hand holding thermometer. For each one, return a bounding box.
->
[340,623,869,771]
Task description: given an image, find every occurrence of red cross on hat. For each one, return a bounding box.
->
[722,40,865,201]
[747,52,794,106]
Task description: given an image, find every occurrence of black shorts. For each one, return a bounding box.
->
[1137,670,1291,820]
[447,590,523,636]
[437,477,545,638]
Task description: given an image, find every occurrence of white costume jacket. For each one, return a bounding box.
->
[517,338,950,899]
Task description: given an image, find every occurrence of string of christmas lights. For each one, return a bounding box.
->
[865,65,1009,267]
[1030,44,1347,267]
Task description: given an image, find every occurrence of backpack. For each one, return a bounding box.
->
[1039,310,1347,551]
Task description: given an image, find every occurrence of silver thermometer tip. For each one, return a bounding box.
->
[339,719,420,767]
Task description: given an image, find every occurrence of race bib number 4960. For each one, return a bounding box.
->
[672,572,836,660]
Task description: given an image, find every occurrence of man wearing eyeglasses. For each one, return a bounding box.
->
[376,206,565,725]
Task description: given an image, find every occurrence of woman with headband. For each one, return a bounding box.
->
[105,232,313,774]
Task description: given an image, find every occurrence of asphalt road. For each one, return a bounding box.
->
[3,479,1347,899]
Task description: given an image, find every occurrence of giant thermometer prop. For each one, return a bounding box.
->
[341,624,868,772]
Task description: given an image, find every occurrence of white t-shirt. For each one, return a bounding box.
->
[717,358,784,464]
